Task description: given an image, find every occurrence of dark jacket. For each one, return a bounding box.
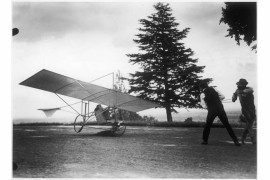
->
[204,87,224,110]
[232,87,256,118]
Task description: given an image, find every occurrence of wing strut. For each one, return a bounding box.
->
[75,80,107,105]
[55,93,80,115]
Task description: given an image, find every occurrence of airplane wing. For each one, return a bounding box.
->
[20,69,161,112]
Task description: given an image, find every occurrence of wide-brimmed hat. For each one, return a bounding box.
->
[236,78,248,86]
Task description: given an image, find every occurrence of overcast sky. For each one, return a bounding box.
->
[12,1,257,122]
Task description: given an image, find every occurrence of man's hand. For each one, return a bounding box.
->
[232,92,237,102]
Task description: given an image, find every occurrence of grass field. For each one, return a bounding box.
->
[13,125,256,178]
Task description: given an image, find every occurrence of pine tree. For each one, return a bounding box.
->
[127,2,211,122]
[220,2,257,51]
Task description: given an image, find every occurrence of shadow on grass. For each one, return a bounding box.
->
[73,130,118,137]
[95,130,115,136]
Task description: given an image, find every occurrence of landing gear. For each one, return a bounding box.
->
[111,122,126,136]
[74,115,87,133]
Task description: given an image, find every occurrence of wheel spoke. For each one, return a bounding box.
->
[74,115,85,133]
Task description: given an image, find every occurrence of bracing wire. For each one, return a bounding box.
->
[59,109,80,115]
[57,101,82,109]
[89,72,114,84]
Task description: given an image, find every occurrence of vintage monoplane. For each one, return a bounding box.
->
[20,69,161,136]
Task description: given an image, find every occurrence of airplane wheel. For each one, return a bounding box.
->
[74,115,85,133]
[112,123,126,136]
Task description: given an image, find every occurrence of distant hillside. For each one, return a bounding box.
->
[155,110,242,123]
[13,110,242,124]
[13,118,74,125]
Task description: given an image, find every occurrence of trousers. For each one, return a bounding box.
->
[242,109,256,143]
[203,107,239,143]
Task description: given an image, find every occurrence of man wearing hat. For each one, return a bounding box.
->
[199,81,241,146]
[232,79,256,145]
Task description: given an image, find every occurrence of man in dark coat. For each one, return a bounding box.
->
[232,79,256,144]
[199,82,241,146]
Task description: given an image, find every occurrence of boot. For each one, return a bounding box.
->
[241,132,248,145]
[234,141,241,146]
[251,136,256,145]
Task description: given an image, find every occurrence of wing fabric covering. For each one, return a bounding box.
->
[38,108,60,117]
[20,69,161,112]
